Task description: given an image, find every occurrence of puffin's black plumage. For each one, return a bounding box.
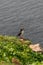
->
[17,28,24,37]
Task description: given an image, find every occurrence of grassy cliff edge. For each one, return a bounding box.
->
[0,35,43,65]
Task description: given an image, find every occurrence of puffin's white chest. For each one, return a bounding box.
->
[21,30,24,35]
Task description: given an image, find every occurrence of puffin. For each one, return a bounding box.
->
[17,28,24,39]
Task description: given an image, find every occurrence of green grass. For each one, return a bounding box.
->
[0,61,43,65]
[0,62,15,65]
[0,35,43,65]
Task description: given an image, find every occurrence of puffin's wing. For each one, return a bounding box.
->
[17,32,21,36]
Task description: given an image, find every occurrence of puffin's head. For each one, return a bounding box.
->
[20,28,24,32]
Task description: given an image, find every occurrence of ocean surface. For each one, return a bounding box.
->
[0,0,43,47]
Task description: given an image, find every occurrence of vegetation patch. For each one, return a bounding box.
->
[0,35,43,65]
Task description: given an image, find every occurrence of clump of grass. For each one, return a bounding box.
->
[0,35,43,65]
[0,61,15,65]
